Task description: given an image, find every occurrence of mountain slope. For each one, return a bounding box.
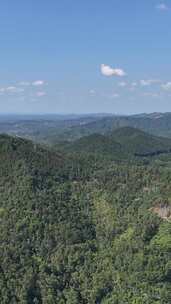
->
[65,127,171,159]
[67,112,171,140]
[0,134,66,184]
[2,112,171,143]
[66,133,129,159]
[0,135,95,302]
[0,134,171,303]
[110,127,171,156]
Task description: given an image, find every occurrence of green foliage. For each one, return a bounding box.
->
[0,133,171,303]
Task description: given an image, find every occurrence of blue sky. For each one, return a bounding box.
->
[0,0,171,114]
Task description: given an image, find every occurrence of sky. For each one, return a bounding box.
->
[0,0,171,115]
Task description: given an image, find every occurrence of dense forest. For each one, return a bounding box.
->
[0,124,171,303]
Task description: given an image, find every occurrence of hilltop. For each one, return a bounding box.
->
[110,127,171,156]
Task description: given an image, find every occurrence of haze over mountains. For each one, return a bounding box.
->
[1,112,171,145]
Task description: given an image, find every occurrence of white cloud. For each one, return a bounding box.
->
[0,86,24,94]
[161,82,171,90]
[36,91,46,97]
[129,82,138,91]
[101,64,126,77]
[32,80,45,86]
[89,89,96,96]
[118,81,127,87]
[6,86,16,91]
[19,80,47,86]
[156,3,169,10]
[19,81,30,86]
[131,82,137,87]
[140,80,150,86]
[140,79,161,86]
[111,93,120,98]
[143,92,160,98]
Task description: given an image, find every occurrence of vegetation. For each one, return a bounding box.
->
[62,127,171,160]
[0,126,171,303]
[2,112,171,144]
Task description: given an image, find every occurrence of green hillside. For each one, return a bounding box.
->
[110,127,171,156]
[65,127,171,159]
[3,112,171,144]
[0,134,171,303]
[66,112,171,140]
[66,133,129,160]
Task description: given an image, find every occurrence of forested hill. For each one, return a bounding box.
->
[64,133,128,160]
[0,134,171,303]
[66,112,171,140]
[2,112,171,144]
[0,134,66,179]
[110,127,171,156]
[64,127,171,159]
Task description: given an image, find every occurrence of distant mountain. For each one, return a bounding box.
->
[66,127,171,159]
[67,133,125,158]
[110,127,171,156]
[68,112,171,139]
[2,112,171,144]
[0,115,109,144]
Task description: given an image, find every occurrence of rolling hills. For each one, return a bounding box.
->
[110,127,171,156]
[2,112,171,144]
[65,127,171,159]
[68,112,171,139]
[0,132,171,303]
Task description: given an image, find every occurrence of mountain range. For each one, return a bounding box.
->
[2,112,171,144]
[0,118,171,303]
